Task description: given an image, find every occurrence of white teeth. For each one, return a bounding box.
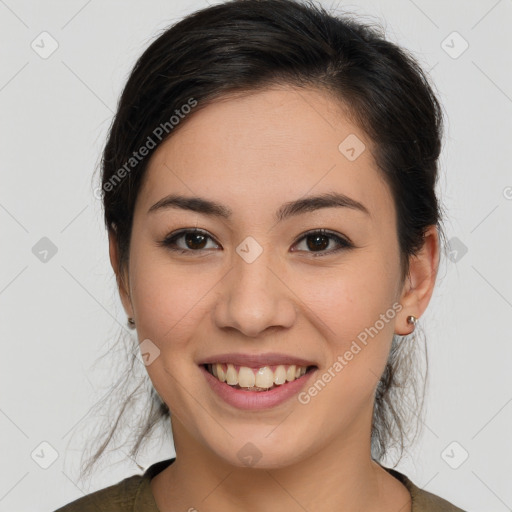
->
[238,366,255,387]
[255,367,274,388]
[274,365,287,385]
[226,363,238,385]
[216,363,226,382]
[208,363,310,389]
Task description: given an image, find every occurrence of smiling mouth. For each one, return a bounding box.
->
[204,363,317,391]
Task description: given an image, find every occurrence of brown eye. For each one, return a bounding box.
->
[292,229,353,256]
[306,233,329,251]
[159,228,220,254]
[159,228,352,257]
[184,232,208,250]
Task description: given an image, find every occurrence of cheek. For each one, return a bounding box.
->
[127,225,221,338]
[293,261,399,410]
[127,252,217,415]
[296,257,399,344]
[295,271,398,418]
[130,240,399,355]
[130,262,214,345]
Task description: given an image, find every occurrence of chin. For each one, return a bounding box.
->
[204,429,309,470]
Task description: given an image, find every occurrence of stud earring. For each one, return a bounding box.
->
[128,317,135,328]
[406,315,417,332]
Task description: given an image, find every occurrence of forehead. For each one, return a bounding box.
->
[137,86,394,224]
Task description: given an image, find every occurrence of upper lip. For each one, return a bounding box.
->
[198,352,317,368]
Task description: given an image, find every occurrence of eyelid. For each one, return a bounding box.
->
[161,228,221,249]
[159,227,352,255]
[290,229,353,257]
[291,228,352,247]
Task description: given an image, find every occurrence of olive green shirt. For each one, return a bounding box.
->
[54,458,466,511]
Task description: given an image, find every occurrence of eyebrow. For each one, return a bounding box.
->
[147,191,370,222]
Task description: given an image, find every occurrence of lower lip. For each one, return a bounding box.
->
[200,365,317,410]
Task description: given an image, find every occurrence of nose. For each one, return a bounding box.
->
[213,247,297,338]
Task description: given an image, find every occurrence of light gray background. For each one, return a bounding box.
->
[1,0,511,510]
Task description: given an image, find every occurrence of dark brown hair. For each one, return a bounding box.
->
[81,0,446,480]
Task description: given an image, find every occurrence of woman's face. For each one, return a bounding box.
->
[113,85,430,468]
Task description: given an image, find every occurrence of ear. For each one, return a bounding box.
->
[396,225,440,335]
[108,228,134,319]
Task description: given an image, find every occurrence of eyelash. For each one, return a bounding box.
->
[158,228,353,257]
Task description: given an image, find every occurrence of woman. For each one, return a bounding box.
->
[55,0,466,510]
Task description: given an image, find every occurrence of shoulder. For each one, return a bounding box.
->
[53,473,144,511]
[53,458,174,511]
[384,467,467,512]
[410,484,467,512]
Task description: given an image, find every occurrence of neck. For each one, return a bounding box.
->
[150,417,410,512]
